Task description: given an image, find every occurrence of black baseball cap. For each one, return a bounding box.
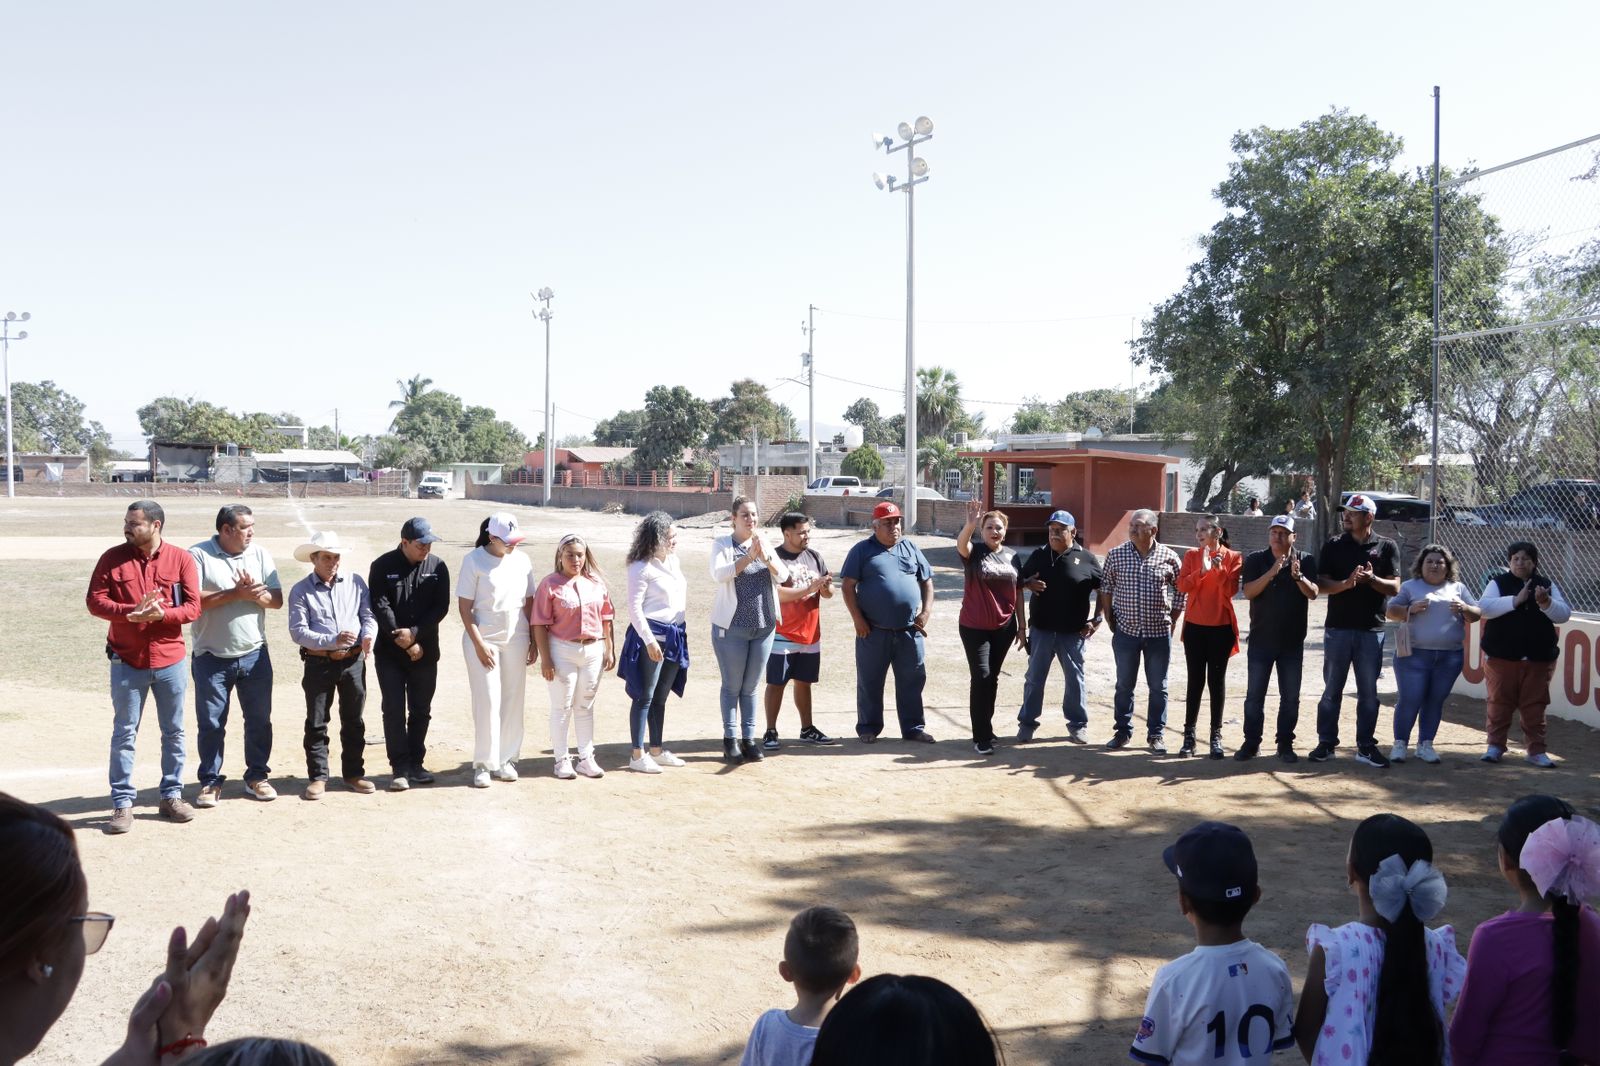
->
[1163,821,1258,902]
[401,516,441,544]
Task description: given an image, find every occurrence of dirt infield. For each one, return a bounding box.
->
[3,497,1596,1065]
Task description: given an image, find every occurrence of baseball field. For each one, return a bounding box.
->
[4,495,1596,1064]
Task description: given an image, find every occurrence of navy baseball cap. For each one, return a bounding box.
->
[1163,821,1258,902]
[1047,509,1076,528]
[401,516,442,544]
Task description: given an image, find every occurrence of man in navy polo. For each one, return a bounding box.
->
[840,501,937,744]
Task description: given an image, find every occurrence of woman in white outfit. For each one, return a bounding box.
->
[530,534,616,780]
[457,512,536,789]
[709,497,789,763]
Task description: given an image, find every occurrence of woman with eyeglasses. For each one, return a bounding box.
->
[0,791,251,1064]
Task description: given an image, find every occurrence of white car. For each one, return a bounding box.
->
[416,472,451,499]
[804,476,869,496]
[875,486,948,502]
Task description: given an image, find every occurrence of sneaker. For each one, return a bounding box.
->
[654,750,686,767]
[159,797,196,823]
[974,740,994,756]
[1416,742,1441,764]
[858,733,878,744]
[1105,731,1132,750]
[574,754,605,778]
[491,763,518,783]
[106,807,133,834]
[1277,745,1300,765]
[762,729,781,750]
[410,766,436,785]
[1480,745,1504,763]
[245,779,277,801]
[194,784,221,809]
[302,778,328,800]
[1526,752,1557,769]
[1016,725,1037,743]
[471,768,491,788]
[1389,742,1408,764]
[1065,727,1088,745]
[1308,743,1335,763]
[1355,745,1391,769]
[629,753,663,774]
[1147,736,1167,756]
[553,758,577,780]
[388,775,410,792]
[906,730,937,743]
[798,725,837,744]
[1234,740,1260,762]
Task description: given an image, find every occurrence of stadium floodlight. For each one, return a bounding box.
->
[873,172,886,190]
[896,121,913,141]
[3,311,32,499]
[911,157,929,178]
[914,116,933,136]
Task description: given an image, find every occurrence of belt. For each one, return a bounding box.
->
[555,636,601,646]
[302,646,362,661]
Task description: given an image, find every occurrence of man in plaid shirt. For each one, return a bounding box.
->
[1098,509,1186,754]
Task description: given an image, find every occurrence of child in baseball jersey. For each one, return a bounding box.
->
[1292,813,1465,1066]
[1131,822,1296,1065]
[740,906,861,1066]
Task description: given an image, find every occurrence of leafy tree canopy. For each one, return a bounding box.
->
[840,444,885,482]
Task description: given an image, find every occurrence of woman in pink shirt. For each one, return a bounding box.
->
[1450,794,1600,1066]
[530,535,616,780]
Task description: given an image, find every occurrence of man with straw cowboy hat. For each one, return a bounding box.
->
[287,529,378,800]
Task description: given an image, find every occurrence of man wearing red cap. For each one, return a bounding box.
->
[840,501,937,743]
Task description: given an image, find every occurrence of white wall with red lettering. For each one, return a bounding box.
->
[1457,618,1600,730]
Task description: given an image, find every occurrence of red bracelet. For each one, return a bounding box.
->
[158,1035,208,1058]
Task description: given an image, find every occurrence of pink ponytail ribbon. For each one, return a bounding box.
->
[1521,815,1600,904]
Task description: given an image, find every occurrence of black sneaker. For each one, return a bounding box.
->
[1308,743,1335,763]
[1234,740,1260,762]
[1065,727,1088,744]
[1277,745,1300,764]
[798,725,837,745]
[762,729,780,750]
[1016,725,1037,742]
[1355,744,1391,769]
[1105,731,1133,750]
[974,740,994,756]
[410,765,436,785]
[1148,736,1168,756]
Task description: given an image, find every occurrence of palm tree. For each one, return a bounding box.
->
[916,366,964,442]
[389,375,434,429]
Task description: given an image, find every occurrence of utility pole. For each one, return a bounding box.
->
[802,304,816,485]
[534,288,555,505]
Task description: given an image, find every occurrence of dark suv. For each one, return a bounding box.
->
[1456,479,1600,530]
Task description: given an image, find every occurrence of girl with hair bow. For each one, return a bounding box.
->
[1294,813,1464,1066]
[1450,795,1600,1066]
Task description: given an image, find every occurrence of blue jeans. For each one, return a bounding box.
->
[192,646,274,787]
[1392,647,1464,745]
[1111,631,1170,738]
[1242,642,1303,745]
[629,654,682,750]
[1315,628,1382,749]
[855,627,927,738]
[109,658,187,807]
[1017,629,1088,732]
[711,624,775,739]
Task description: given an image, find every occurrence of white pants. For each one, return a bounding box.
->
[546,637,604,761]
[463,633,528,770]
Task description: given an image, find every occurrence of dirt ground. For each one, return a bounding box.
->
[3,495,1597,1065]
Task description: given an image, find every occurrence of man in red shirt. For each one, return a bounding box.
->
[85,500,203,834]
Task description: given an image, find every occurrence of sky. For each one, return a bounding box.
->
[2,1,1596,456]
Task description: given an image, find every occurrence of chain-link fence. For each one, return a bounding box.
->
[1433,132,1600,610]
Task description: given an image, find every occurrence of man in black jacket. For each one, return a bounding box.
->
[1014,510,1103,743]
[368,517,452,790]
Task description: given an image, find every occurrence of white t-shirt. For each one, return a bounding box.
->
[1131,940,1296,1065]
[627,555,687,645]
[739,1008,817,1066]
[455,546,535,644]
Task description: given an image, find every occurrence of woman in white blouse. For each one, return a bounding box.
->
[618,512,690,773]
[456,512,536,789]
[709,497,789,763]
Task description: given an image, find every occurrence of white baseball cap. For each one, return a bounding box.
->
[486,512,525,545]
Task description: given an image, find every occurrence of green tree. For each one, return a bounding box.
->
[136,397,282,449]
[840,444,885,482]
[708,379,788,446]
[843,397,898,446]
[389,375,434,428]
[632,385,713,471]
[11,380,118,468]
[915,366,964,442]
[594,409,646,446]
[1136,109,1505,537]
[460,405,529,467]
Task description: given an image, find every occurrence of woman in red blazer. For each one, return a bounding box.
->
[1175,514,1241,758]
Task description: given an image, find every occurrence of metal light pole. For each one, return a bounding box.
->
[533,287,555,505]
[3,311,31,499]
[801,304,816,485]
[873,117,933,532]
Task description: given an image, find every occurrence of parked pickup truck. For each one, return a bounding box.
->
[416,471,451,499]
[1452,479,1600,530]
[804,476,870,496]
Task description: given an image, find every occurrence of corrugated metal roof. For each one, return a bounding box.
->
[253,449,362,464]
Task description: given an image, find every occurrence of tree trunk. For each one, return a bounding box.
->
[1187,462,1221,512]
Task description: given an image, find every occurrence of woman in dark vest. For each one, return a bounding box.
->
[1476,541,1571,768]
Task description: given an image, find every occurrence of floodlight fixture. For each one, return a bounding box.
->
[911,157,929,178]
[897,121,913,141]
[914,116,933,136]
[872,172,886,190]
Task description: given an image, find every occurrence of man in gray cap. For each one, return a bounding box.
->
[367,517,452,790]
[1238,514,1319,763]
[1015,510,1103,742]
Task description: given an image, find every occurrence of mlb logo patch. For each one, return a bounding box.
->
[1227,963,1250,977]
[1137,1016,1156,1040]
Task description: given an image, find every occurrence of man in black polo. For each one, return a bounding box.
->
[1309,494,1401,768]
[367,517,452,790]
[1015,509,1103,743]
[1238,515,1318,763]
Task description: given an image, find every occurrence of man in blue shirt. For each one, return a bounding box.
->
[840,502,937,743]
